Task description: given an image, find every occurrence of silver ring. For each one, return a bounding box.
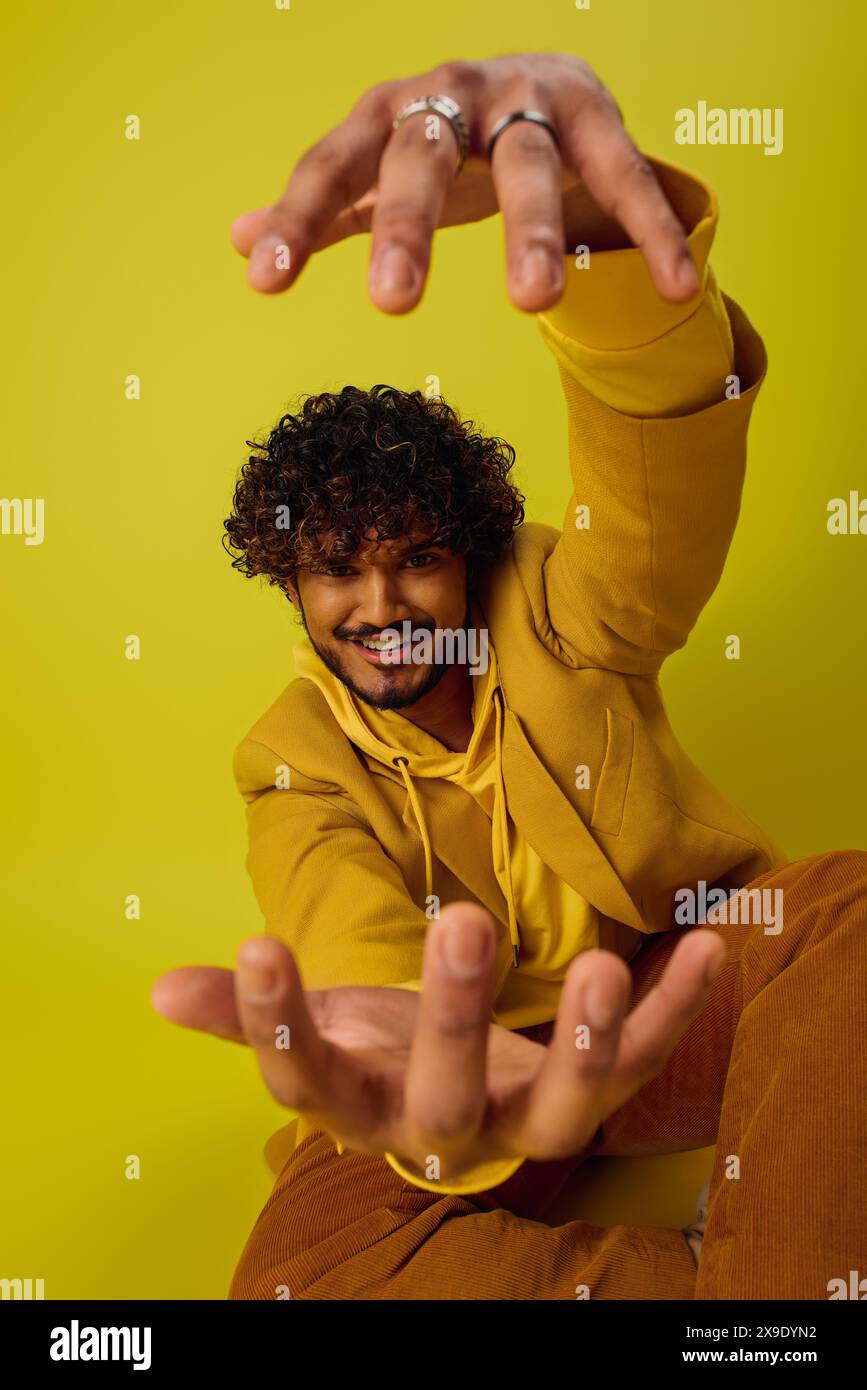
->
[392,94,469,176]
[486,109,560,162]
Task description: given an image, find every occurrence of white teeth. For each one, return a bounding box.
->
[360,635,401,651]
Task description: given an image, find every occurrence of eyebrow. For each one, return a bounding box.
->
[318,540,445,569]
[402,540,442,556]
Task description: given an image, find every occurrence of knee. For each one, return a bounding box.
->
[789,849,867,893]
[765,850,867,941]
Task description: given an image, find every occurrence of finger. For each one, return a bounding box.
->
[234,935,340,1112]
[151,966,246,1044]
[510,949,631,1155]
[313,194,376,251]
[230,206,272,258]
[487,113,566,312]
[402,903,498,1156]
[235,938,399,1150]
[559,99,699,302]
[245,87,393,294]
[615,929,726,1088]
[232,194,376,259]
[367,109,461,314]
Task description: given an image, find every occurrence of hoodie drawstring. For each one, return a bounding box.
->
[493,688,520,967]
[392,693,521,968]
[393,755,434,911]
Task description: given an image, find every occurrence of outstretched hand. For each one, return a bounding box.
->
[229,52,700,315]
[152,902,725,1183]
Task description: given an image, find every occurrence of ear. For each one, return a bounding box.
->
[282,577,300,609]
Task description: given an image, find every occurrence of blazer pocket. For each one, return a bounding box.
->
[590,708,635,837]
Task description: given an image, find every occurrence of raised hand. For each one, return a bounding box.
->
[229,52,699,315]
[152,901,725,1183]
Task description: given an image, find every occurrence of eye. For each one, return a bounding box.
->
[404,552,436,569]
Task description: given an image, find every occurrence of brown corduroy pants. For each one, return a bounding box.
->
[229,850,867,1300]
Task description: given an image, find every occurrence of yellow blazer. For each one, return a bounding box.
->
[233,155,786,1192]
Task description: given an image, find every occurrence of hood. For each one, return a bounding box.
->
[291,620,522,966]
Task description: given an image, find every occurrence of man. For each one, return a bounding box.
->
[152,53,867,1299]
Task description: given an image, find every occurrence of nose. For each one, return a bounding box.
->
[353,568,412,633]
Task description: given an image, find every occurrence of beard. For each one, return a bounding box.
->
[295,599,471,711]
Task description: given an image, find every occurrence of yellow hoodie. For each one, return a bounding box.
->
[292,613,601,1003]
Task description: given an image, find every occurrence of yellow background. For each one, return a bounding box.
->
[2,0,864,1298]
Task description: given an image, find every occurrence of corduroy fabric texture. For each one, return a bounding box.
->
[228,851,867,1300]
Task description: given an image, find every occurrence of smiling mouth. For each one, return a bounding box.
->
[346,633,413,666]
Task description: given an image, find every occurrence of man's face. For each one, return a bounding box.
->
[287,532,470,710]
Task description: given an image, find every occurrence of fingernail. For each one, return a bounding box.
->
[238,956,278,1002]
[440,918,490,980]
[517,248,561,291]
[372,246,417,294]
[585,980,622,1030]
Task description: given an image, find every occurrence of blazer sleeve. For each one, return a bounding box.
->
[234,736,431,991]
[536,154,769,675]
[233,735,524,1195]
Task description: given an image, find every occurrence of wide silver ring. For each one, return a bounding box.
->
[392,94,469,176]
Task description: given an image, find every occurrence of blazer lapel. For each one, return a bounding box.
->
[380,710,644,934]
[498,704,645,931]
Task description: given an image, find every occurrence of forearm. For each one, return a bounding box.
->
[537,156,767,671]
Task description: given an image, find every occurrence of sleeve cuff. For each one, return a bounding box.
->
[384,1148,526,1195]
[539,154,718,352]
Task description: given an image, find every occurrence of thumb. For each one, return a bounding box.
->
[151,966,247,1046]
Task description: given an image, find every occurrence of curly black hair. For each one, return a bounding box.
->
[223,384,525,593]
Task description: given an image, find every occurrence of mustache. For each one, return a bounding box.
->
[339,621,436,641]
